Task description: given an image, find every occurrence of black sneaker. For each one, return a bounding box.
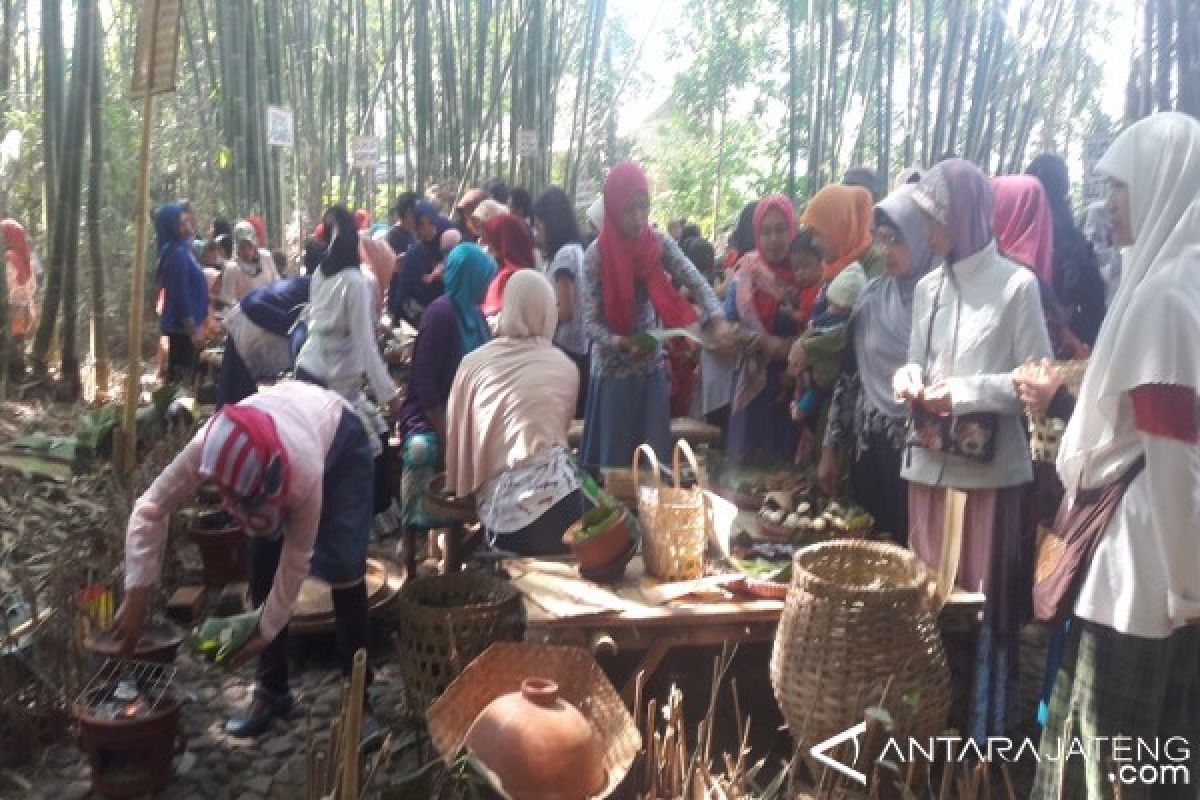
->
[225,688,294,738]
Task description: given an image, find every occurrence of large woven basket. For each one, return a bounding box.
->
[635,440,709,582]
[427,643,641,800]
[770,540,951,749]
[394,573,525,714]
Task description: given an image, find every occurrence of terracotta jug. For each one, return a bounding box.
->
[464,678,606,800]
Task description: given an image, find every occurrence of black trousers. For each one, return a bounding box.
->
[850,430,910,547]
[165,333,195,384]
[492,490,585,557]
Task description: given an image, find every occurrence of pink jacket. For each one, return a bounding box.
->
[124,382,350,640]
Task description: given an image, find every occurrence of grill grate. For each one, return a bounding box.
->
[76,658,178,720]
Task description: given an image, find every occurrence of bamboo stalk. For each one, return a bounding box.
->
[340,649,368,800]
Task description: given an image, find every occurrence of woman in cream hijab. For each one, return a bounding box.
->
[446,270,582,555]
[1031,112,1200,799]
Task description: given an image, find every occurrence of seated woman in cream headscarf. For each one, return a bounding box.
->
[446,269,583,555]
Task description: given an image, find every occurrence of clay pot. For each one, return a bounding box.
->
[85,624,183,664]
[425,473,477,523]
[464,678,606,800]
[184,509,248,587]
[74,691,183,798]
[563,507,632,572]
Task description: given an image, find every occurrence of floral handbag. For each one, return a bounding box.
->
[904,273,998,464]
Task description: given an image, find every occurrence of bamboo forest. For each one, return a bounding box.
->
[2,1,1200,799]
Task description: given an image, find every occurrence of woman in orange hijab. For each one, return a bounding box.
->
[800,185,879,282]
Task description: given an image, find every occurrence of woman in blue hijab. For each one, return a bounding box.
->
[155,203,209,382]
[395,243,496,535]
[387,200,451,327]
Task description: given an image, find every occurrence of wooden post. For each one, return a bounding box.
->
[120,70,159,475]
[119,0,181,475]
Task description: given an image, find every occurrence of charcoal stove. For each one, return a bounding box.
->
[73,659,185,798]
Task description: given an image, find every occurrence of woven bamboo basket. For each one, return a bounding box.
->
[427,643,641,800]
[394,573,525,714]
[769,540,951,750]
[635,441,709,582]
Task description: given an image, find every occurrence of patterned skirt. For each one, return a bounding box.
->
[1031,620,1200,799]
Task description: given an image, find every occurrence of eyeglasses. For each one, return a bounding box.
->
[873,229,904,248]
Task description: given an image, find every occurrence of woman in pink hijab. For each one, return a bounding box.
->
[993,176,1089,359]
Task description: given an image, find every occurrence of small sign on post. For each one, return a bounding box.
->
[351,135,381,169]
[517,129,539,158]
[130,0,183,98]
[267,106,294,148]
[575,178,597,210]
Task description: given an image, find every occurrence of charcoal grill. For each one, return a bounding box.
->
[73,659,185,797]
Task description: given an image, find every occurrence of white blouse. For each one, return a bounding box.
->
[901,241,1052,489]
[295,266,395,404]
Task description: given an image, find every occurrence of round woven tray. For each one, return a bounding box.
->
[770,540,951,750]
[394,573,525,714]
[290,559,402,635]
[426,643,641,800]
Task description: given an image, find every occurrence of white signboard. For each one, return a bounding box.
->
[1082,131,1117,207]
[351,135,380,169]
[517,128,539,158]
[266,106,294,147]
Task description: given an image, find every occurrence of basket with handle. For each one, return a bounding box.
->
[634,440,709,582]
[769,540,952,751]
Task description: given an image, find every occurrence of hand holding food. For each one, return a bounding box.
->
[192,609,263,666]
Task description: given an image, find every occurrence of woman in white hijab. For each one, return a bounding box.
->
[446,270,583,555]
[1032,112,1200,799]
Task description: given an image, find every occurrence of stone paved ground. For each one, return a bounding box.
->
[4,584,1053,800]
[7,635,428,800]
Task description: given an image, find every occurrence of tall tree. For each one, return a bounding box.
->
[87,2,108,395]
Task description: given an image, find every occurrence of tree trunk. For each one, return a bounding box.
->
[930,0,961,160]
[787,0,798,197]
[87,0,108,396]
[917,0,935,165]
[945,0,976,157]
[0,0,15,391]
[1180,0,1199,115]
[48,0,96,397]
[31,0,67,372]
[1156,0,1174,111]
[1142,0,1155,118]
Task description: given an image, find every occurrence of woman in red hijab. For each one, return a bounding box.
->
[480,213,536,317]
[578,162,731,466]
[724,196,815,466]
[4,219,38,364]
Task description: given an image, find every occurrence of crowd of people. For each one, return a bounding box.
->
[92,110,1198,794]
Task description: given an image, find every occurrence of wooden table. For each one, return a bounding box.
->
[502,555,985,706]
[567,418,722,451]
[503,555,784,704]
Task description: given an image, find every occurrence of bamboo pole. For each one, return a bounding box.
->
[120,19,163,475]
[339,649,368,800]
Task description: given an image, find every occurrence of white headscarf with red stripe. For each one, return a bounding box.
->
[199,404,290,533]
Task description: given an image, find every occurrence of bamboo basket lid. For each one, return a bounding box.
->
[427,642,641,800]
